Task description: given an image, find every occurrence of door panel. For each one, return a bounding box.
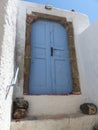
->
[29,19,72,94]
[51,22,72,94]
[54,59,72,93]
[29,20,51,94]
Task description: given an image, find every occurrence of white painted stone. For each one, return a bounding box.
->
[11,114,98,130]
[14,1,91,117]
[24,95,87,116]
[77,20,98,106]
[20,1,90,35]
[0,0,98,130]
[0,0,18,130]
[8,1,98,130]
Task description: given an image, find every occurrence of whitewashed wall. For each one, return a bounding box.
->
[14,1,91,116]
[0,0,18,130]
[14,1,90,97]
[77,20,98,106]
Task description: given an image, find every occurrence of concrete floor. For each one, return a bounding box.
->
[11,113,97,130]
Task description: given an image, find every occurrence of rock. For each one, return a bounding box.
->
[13,109,27,119]
[13,98,29,119]
[80,103,97,115]
[93,124,98,130]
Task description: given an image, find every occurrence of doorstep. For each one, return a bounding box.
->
[11,113,98,130]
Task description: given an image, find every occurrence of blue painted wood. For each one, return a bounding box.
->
[29,19,72,94]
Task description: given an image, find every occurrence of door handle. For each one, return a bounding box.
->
[51,47,53,56]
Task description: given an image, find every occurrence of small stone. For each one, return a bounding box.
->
[80,103,97,115]
[13,98,29,119]
[93,124,98,130]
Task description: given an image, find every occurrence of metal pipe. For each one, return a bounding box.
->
[5,66,19,99]
[12,66,19,86]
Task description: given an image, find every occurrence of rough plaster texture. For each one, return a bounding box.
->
[24,95,86,116]
[11,113,97,130]
[10,1,98,130]
[14,1,90,117]
[77,20,98,106]
[0,0,18,130]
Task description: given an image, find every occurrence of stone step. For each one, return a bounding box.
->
[11,113,98,130]
[24,95,87,116]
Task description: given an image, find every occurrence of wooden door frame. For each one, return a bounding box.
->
[24,12,80,95]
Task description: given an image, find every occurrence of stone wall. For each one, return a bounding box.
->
[77,20,98,107]
[0,0,18,130]
[14,1,90,97]
[13,1,90,116]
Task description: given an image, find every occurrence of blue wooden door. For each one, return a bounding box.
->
[28,19,72,94]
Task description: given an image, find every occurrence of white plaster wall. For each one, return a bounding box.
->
[0,0,18,130]
[14,1,90,116]
[24,95,87,116]
[77,20,98,106]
